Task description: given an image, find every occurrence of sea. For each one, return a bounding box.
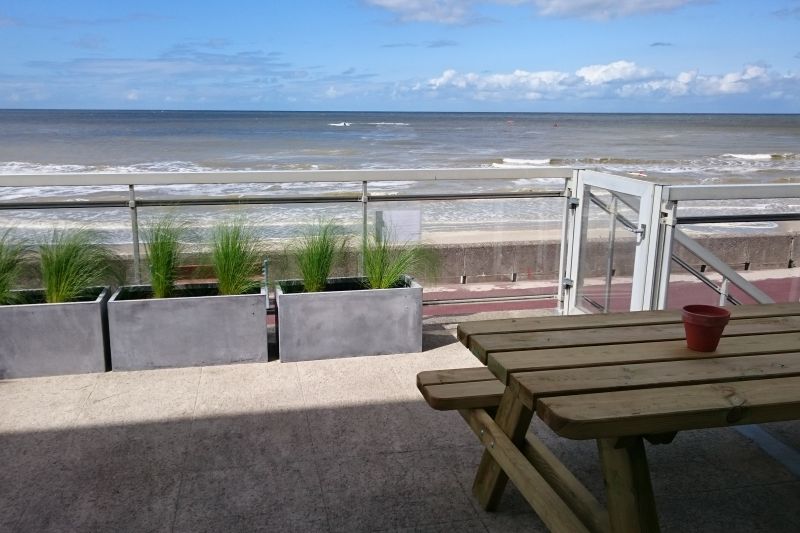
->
[0,110,799,243]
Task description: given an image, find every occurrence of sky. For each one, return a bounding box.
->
[0,0,799,113]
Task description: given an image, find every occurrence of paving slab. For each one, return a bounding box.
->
[296,356,409,407]
[172,461,327,533]
[15,464,180,533]
[316,450,478,532]
[77,367,200,426]
[185,410,315,471]
[194,362,305,414]
[0,373,97,432]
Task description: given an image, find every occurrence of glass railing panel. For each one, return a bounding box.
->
[575,186,639,313]
[668,229,800,307]
[0,205,132,289]
[366,196,563,318]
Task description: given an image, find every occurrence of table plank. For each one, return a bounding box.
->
[538,376,800,439]
[509,352,800,409]
[457,302,800,346]
[470,315,800,363]
[489,332,800,383]
[421,380,505,411]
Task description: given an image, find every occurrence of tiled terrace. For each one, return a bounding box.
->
[1,323,799,533]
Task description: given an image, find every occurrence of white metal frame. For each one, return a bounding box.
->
[565,170,661,314]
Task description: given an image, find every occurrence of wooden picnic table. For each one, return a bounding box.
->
[423,303,800,533]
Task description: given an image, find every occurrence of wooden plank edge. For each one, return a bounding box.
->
[420,381,505,411]
[458,303,800,341]
[537,376,800,440]
[459,408,592,533]
[508,353,800,409]
[416,367,496,388]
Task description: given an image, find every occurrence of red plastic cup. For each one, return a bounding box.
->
[681,304,731,352]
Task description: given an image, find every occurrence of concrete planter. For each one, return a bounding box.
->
[0,287,110,379]
[108,283,267,370]
[276,276,422,362]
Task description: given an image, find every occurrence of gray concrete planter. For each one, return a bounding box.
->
[108,283,267,370]
[0,287,110,379]
[276,276,422,362]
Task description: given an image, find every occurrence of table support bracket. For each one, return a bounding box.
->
[460,407,595,533]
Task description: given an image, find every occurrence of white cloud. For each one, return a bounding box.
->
[125,89,140,101]
[365,0,472,23]
[531,0,706,20]
[576,60,652,85]
[424,61,799,103]
[427,67,570,99]
[365,0,704,24]
[697,65,769,95]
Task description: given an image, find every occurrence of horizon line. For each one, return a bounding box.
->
[1,108,799,116]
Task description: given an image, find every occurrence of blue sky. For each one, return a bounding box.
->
[1,0,798,112]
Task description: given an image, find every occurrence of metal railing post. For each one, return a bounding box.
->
[719,278,730,306]
[128,185,141,284]
[361,180,368,275]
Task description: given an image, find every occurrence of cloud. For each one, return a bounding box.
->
[426,39,458,47]
[54,12,167,27]
[0,14,20,27]
[365,0,471,24]
[381,42,417,48]
[427,67,571,100]
[365,0,705,24]
[576,60,652,85]
[795,52,800,59]
[650,41,673,47]
[530,0,707,19]
[381,39,458,48]
[422,60,800,103]
[773,5,800,18]
[69,34,107,50]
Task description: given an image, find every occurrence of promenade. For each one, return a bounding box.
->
[2,320,798,532]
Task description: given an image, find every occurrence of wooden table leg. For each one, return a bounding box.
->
[597,437,660,533]
[472,388,533,510]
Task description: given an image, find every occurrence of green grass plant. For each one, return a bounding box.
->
[362,230,435,289]
[0,229,26,304]
[294,221,345,293]
[211,220,262,295]
[143,217,185,298]
[39,228,113,304]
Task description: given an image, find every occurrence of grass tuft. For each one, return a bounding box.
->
[362,230,436,289]
[294,221,346,293]
[211,220,263,295]
[39,228,113,304]
[143,217,185,298]
[0,229,26,304]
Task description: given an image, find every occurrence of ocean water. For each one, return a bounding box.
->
[0,110,798,242]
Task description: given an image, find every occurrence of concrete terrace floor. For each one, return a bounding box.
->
[2,324,800,533]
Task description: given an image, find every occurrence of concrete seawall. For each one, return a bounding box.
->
[194,232,800,285]
[16,232,799,288]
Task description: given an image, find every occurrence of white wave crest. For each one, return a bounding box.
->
[328,122,351,127]
[722,153,773,161]
[492,157,551,168]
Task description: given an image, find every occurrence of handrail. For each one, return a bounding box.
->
[672,229,774,304]
[0,167,573,286]
[0,167,573,187]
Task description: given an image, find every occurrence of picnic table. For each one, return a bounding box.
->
[417,303,800,533]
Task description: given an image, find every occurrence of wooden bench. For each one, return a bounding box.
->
[416,367,505,411]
